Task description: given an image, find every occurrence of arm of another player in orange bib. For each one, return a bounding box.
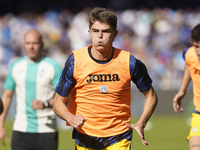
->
[53,93,86,129]
[173,64,191,113]
[126,86,158,146]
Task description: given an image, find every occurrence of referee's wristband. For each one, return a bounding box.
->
[43,101,51,109]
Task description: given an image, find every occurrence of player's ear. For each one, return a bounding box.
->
[113,30,118,41]
[114,30,118,38]
[88,29,91,38]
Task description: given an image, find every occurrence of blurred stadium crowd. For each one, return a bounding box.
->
[0,7,199,90]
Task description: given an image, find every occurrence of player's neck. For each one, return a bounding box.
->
[91,46,114,61]
[28,55,43,63]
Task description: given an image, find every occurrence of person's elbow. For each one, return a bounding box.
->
[52,95,58,114]
[52,93,64,114]
[152,87,158,107]
[154,93,158,107]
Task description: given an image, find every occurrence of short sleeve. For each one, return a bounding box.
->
[130,55,152,92]
[4,64,16,91]
[55,54,76,97]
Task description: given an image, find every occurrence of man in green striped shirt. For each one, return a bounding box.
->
[0,29,62,150]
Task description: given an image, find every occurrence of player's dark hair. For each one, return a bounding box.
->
[89,7,117,31]
[191,24,200,43]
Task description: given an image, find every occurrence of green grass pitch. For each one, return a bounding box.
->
[0,114,190,150]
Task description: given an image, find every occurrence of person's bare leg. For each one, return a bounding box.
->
[189,136,200,150]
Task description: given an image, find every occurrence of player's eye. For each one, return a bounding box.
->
[102,29,111,33]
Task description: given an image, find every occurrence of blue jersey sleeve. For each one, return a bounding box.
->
[130,55,152,92]
[183,47,190,61]
[55,54,76,97]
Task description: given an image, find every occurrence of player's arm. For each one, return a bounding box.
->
[140,86,158,126]
[127,86,158,146]
[128,55,158,145]
[53,93,86,129]
[53,54,86,129]
[173,64,191,113]
[53,94,69,121]
[0,89,13,145]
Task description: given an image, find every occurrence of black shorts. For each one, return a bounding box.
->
[12,131,58,150]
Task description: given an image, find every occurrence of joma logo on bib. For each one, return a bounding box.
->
[86,74,120,83]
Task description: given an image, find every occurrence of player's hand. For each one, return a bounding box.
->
[68,114,87,129]
[173,91,185,113]
[0,126,10,146]
[31,100,44,110]
[126,123,148,146]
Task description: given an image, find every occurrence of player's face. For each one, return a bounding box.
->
[88,21,118,52]
[193,41,200,61]
[24,31,43,62]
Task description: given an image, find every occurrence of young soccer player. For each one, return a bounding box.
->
[53,7,158,150]
[173,24,200,150]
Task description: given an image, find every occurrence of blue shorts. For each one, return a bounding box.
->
[73,128,132,150]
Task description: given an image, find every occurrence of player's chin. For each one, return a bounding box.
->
[96,46,106,51]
